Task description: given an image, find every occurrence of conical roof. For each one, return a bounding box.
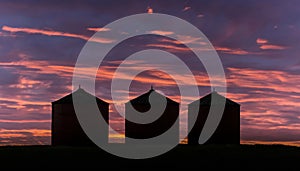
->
[190,91,239,106]
[127,87,178,105]
[52,87,108,104]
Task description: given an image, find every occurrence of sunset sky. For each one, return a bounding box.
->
[0,0,300,146]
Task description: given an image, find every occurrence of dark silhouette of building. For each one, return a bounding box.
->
[188,91,240,144]
[51,87,109,146]
[125,87,179,144]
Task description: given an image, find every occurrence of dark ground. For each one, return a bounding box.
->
[0,144,300,168]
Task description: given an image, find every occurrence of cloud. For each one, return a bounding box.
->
[145,43,190,52]
[241,140,300,146]
[226,67,300,143]
[87,27,111,32]
[125,34,208,53]
[158,36,204,45]
[0,129,51,145]
[1,0,300,146]
[9,77,48,89]
[148,30,174,36]
[147,6,153,14]
[227,67,300,93]
[152,37,251,55]
[256,38,268,44]
[256,37,287,50]
[2,25,114,44]
[259,44,287,50]
[0,56,74,116]
[2,60,300,145]
[0,97,49,107]
[0,57,98,81]
[176,35,203,44]
[0,119,50,123]
[215,46,250,55]
[197,14,204,18]
[182,6,191,12]
[0,31,16,37]
[2,25,87,39]
[158,38,182,45]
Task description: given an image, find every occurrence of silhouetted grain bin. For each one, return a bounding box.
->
[125,87,179,144]
[188,91,240,144]
[51,87,109,146]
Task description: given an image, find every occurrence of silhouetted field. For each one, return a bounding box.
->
[0,144,299,168]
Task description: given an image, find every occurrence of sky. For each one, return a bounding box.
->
[0,0,300,146]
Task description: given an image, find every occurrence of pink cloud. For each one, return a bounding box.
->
[158,36,203,45]
[0,119,50,123]
[256,37,287,50]
[148,38,252,55]
[0,97,49,106]
[182,6,191,12]
[145,43,190,52]
[259,44,287,50]
[0,31,16,37]
[158,38,181,45]
[226,67,300,144]
[215,46,250,55]
[197,14,204,18]
[147,6,153,14]
[256,38,268,44]
[87,27,111,32]
[148,30,174,36]
[2,52,300,145]
[227,67,300,93]
[2,25,114,44]
[0,129,51,145]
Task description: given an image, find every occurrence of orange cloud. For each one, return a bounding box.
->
[0,56,76,112]
[0,97,49,106]
[256,38,268,44]
[0,129,51,137]
[87,27,110,32]
[215,46,250,55]
[98,61,213,95]
[241,140,300,147]
[109,133,125,143]
[99,63,211,88]
[9,77,49,89]
[0,133,26,138]
[2,25,114,44]
[227,67,300,93]
[256,37,287,50]
[4,50,300,145]
[158,36,204,45]
[259,44,287,50]
[158,38,182,45]
[0,56,101,83]
[0,119,50,123]
[147,6,153,14]
[176,35,203,45]
[0,129,51,145]
[226,67,300,141]
[148,30,174,36]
